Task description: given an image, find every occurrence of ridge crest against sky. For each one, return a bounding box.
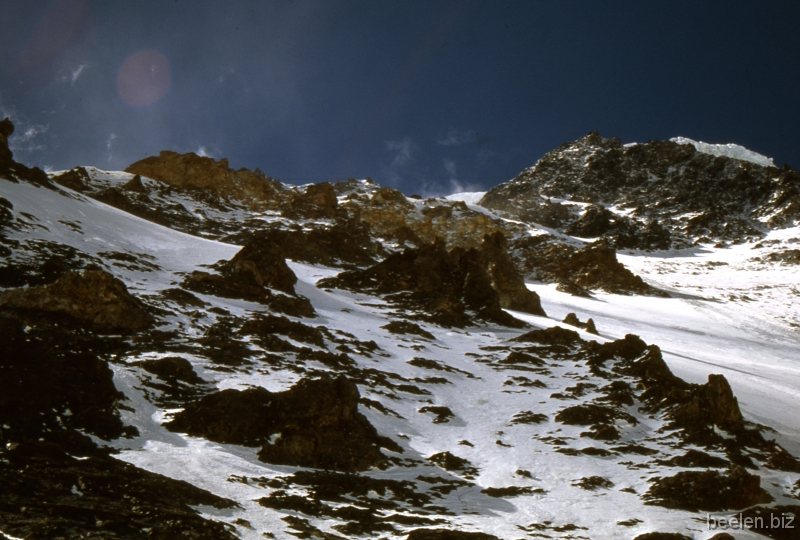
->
[1,0,799,195]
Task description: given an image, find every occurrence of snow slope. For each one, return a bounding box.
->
[1,176,798,540]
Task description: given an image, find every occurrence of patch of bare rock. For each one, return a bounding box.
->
[511,236,668,296]
[319,234,544,327]
[182,237,314,317]
[165,375,397,472]
[125,150,284,210]
[0,312,239,539]
[0,268,153,332]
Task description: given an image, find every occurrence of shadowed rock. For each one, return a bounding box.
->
[511,236,669,296]
[0,269,153,332]
[121,173,148,193]
[165,375,391,472]
[182,238,314,316]
[672,374,745,433]
[562,312,599,335]
[512,326,582,346]
[479,232,546,316]
[51,166,91,192]
[644,466,772,512]
[223,220,382,268]
[228,238,298,294]
[0,117,13,165]
[318,239,531,328]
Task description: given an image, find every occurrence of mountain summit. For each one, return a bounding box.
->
[1,120,799,539]
[481,131,800,249]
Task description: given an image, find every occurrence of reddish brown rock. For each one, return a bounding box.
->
[0,269,153,332]
[479,232,545,316]
[125,151,283,209]
[281,182,339,219]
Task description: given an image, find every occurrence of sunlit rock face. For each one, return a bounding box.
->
[481,131,800,247]
[126,150,285,210]
[343,185,510,250]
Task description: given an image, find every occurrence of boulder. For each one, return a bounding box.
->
[228,238,298,294]
[165,375,391,472]
[644,466,772,512]
[479,232,546,316]
[0,269,153,332]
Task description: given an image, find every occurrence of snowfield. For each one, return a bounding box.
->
[1,171,798,540]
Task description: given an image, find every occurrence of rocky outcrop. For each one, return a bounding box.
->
[0,268,153,332]
[671,374,745,433]
[228,238,298,294]
[511,236,668,296]
[125,150,284,210]
[318,239,533,327]
[281,181,339,219]
[0,118,55,189]
[51,166,92,192]
[644,466,772,512]
[479,232,546,316]
[183,238,314,317]
[165,375,391,472]
[480,131,800,246]
[223,220,383,268]
[565,204,671,250]
[562,312,599,335]
[345,188,510,250]
[121,173,148,193]
[0,118,13,166]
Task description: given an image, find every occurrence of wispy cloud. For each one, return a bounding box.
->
[106,133,116,162]
[71,64,88,85]
[442,158,481,195]
[7,121,49,154]
[437,129,476,147]
[386,137,417,167]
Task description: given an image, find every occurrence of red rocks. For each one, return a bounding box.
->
[126,150,283,209]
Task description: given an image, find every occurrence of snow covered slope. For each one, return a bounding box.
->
[1,128,799,540]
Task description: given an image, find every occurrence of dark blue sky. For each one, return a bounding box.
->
[2,1,799,195]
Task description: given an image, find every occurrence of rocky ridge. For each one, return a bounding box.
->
[481,131,800,248]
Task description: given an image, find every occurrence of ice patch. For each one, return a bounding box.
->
[671,136,776,168]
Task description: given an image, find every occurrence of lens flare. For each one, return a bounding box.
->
[116,50,172,107]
